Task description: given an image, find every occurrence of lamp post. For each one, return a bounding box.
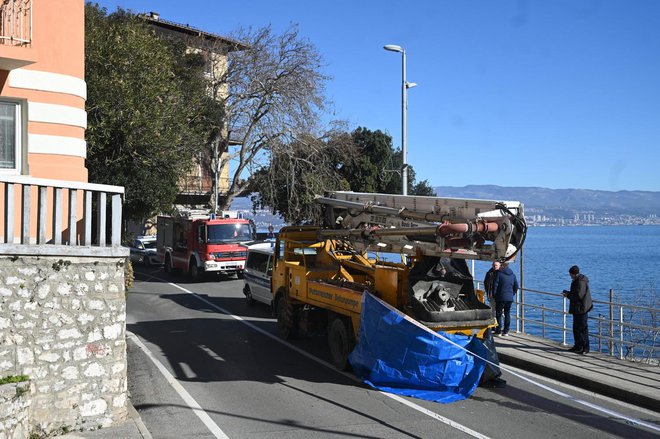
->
[384,44,416,195]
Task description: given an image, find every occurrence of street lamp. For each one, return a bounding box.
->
[384,44,416,195]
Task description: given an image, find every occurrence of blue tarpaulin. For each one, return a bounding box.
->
[348,292,487,404]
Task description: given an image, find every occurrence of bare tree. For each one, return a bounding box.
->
[250,122,357,224]
[208,24,329,210]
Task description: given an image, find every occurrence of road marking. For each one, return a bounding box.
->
[127,332,230,439]
[200,344,226,362]
[140,275,660,436]
[504,364,660,419]
[430,330,660,434]
[156,278,492,439]
[178,361,197,380]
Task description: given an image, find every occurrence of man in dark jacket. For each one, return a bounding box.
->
[562,265,593,354]
[491,262,519,336]
[484,261,500,316]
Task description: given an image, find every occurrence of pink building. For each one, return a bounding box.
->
[1,0,87,182]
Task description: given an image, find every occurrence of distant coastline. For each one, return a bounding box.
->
[433,184,660,227]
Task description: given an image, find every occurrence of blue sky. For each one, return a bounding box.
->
[93,0,660,192]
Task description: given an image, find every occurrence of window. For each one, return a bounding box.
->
[207,223,253,243]
[0,101,20,172]
[247,252,269,272]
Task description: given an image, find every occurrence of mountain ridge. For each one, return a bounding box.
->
[432,185,660,216]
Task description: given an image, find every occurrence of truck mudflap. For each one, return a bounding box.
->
[348,293,488,404]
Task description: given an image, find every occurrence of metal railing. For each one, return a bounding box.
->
[476,281,659,363]
[1,175,125,255]
[0,0,31,46]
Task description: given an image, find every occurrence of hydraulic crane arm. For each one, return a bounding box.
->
[315,191,526,262]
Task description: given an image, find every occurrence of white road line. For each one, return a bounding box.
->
[178,361,197,380]
[431,330,660,433]
[127,332,230,439]
[141,274,660,436]
[504,364,660,419]
[156,277,492,439]
[200,344,226,362]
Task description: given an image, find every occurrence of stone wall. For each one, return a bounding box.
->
[0,255,127,436]
[0,380,31,439]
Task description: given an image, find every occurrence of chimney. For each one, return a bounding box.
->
[149,11,160,20]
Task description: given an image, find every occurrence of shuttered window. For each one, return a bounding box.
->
[0,101,19,171]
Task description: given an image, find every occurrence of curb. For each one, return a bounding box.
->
[127,402,152,439]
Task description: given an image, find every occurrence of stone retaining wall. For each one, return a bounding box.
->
[0,380,31,439]
[0,255,127,437]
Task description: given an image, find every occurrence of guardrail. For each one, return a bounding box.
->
[0,0,31,46]
[476,281,659,363]
[1,175,126,256]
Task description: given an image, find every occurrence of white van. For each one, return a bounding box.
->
[243,243,274,306]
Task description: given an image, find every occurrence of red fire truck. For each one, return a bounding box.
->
[156,210,255,281]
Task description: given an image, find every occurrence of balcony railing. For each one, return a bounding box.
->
[1,175,126,257]
[0,0,31,46]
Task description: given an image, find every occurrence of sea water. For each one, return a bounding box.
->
[472,225,660,353]
[474,225,660,302]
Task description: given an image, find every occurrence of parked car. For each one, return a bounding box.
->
[129,236,160,266]
[243,243,274,306]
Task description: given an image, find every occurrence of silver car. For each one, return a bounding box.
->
[129,236,160,266]
[243,243,274,306]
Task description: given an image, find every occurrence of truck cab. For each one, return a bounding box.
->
[157,212,256,281]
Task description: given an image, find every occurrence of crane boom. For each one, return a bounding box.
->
[316,191,526,262]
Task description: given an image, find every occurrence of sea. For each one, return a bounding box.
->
[473,225,660,303]
[471,225,660,355]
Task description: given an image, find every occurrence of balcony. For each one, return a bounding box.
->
[1,0,31,46]
[0,0,35,70]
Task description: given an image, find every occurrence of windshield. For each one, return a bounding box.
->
[141,240,157,249]
[207,223,253,243]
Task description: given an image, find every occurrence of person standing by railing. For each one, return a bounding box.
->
[492,262,519,336]
[562,265,593,354]
[484,261,500,316]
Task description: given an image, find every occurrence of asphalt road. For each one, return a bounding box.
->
[126,266,660,439]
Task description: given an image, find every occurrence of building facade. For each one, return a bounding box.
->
[1,0,87,182]
[0,2,129,436]
[139,12,247,208]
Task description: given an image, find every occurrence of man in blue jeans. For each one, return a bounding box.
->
[491,262,519,336]
[562,265,593,354]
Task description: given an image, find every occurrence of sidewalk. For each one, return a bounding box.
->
[495,332,660,412]
[57,402,151,439]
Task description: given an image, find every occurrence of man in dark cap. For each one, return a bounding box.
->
[562,265,593,354]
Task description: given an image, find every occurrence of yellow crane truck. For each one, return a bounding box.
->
[271,191,526,374]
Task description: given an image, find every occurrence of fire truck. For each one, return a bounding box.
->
[271,191,526,376]
[156,210,256,281]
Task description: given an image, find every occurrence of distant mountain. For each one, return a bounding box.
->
[432,185,660,216]
[232,187,660,220]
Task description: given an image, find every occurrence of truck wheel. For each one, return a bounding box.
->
[244,285,254,306]
[328,316,355,370]
[189,260,201,282]
[275,292,297,339]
